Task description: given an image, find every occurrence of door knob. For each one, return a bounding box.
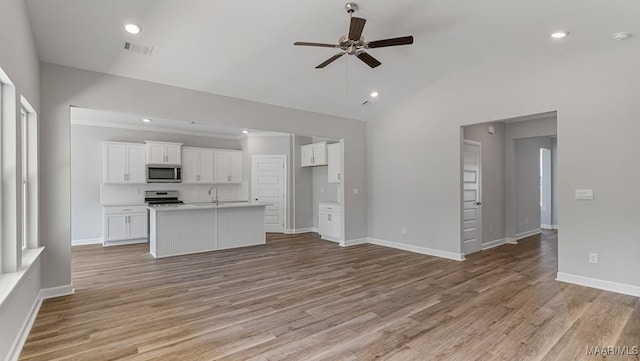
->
[255,198,258,201]
[476,202,482,206]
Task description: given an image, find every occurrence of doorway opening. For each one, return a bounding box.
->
[460,111,558,258]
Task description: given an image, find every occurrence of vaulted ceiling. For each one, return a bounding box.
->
[26,0,639,121]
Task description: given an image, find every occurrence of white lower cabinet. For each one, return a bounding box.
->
[103,205,148,246]
[318,202,342,242]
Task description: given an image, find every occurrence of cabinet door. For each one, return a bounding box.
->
[146,143,166,164]
[126,145,146,183]
[214,151,231,183]
[330,213,342,239]
[104,143,126,183]
[229,152,243,183]
[105,215,127,241]
[181,148,200,183]
[199,149,215,184]
[128,213,148,240]
[300,145,314,167]
[327,143,341,183]
[165,144,181,165]
[319,212,331,237]
[313,142,328,166]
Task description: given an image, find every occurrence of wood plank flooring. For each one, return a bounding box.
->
[20,231,639,360]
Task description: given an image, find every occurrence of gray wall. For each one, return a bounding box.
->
[243,135,293,228]
[293,136,313,229]
[462,122,505,244]
[515,137,552,235]
[369,47,640,287]
[504,117,557,238]
[551,137,558,227]
[71,124,243,241]
[0,0,42,358]
[39,62,368,290]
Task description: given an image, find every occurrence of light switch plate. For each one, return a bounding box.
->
[575,189,594,200]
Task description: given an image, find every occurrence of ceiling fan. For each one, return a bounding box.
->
[294,2,414,69]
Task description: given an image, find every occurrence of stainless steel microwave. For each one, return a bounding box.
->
[146,165,181,183]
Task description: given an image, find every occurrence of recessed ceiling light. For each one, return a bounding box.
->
[551,32,568,39]
[125,24,142,34]
[613,32,632,40]
[370,91,379,98]
[242,130,249,134]
[142,118,151,123]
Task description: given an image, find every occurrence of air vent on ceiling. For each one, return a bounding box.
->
[361,100,377,108]
[124,42,154,56]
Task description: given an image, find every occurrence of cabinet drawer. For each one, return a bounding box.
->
[319,203,341,213]
[103,205,147,215]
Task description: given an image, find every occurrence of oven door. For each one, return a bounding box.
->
[147,166,181,183]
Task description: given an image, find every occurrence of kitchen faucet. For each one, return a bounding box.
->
[207,186,218,205]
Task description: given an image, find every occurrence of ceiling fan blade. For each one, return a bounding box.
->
[294,42,340,48]
[349,17,366,40]
[315,52,345,69]
[356,51,381,68]
[367,36,414,48]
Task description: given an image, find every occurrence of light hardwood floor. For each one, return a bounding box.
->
[20,231,639,360]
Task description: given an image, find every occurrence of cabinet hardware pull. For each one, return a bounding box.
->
[328,214,332,221]
[123,209,132,211]
[338,173,341,180]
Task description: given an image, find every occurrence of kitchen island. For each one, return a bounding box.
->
[148,203,267,258]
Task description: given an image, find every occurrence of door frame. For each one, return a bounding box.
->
[461,139,482,255]
[251,154,288,233]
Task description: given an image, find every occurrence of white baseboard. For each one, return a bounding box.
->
[40,284,75,299]
[72,237,103,246]
[368,238,464,261]
[6,285,74,361]
[482,238,507,250]
[6,292,43,361]
[103,239,148,247]
[556,272,640,298]
[285,227,318,234]
[507,228,542,244]
[541,224,553,230]
[551,224,559,230]
[341,238,368,247]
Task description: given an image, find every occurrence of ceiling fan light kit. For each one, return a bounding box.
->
[294,2,414,69]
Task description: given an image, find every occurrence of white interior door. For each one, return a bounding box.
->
[252,155,286,233]
[462,140,482,255]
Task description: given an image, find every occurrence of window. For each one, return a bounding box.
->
[20,96,38,253]
[21,107,27,250]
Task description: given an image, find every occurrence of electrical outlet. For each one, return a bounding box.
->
[489,225,493,233]
[525,218,529,225]
[320,187,324,193]
[401,227,407,235]
[589,253,598,264]
[353,188,359,195]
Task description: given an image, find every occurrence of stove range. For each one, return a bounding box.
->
[145,190,183,206]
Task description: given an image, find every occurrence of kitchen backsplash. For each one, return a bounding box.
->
[101,182,249,205]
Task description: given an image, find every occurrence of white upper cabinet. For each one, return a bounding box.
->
[327,143,341,183]
[145,141,182,165]
[182,147,215,184]
[300,142,328,167]
[214,150,243,183]
[103,142,146,184]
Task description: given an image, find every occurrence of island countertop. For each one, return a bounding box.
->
[148,202,268,211]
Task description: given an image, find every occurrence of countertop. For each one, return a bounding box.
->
[148,202,268,211]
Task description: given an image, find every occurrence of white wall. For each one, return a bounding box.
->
[369,47,640,290]
[71,124,247,243]
[0,0,42,358]
[39,63,368,290]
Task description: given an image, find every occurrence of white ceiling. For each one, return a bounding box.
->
[26,0,639,121]
[70,107,288,139]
